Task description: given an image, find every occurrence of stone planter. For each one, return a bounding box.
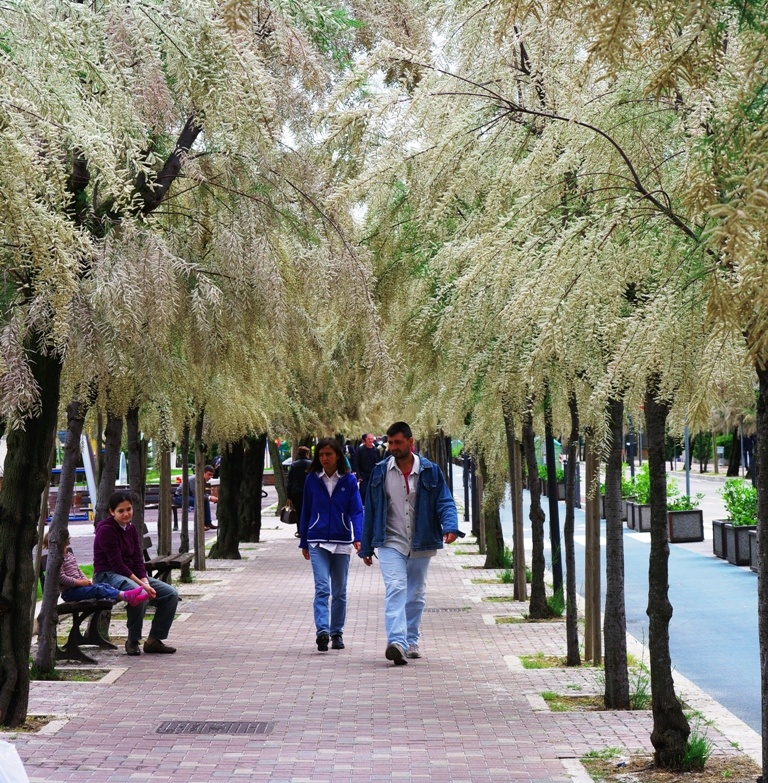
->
[556,481,566,501]
[749,530,758,573]
[623,498,636,528]
[634,503,652,532]
[621,497,634,527]
[726,524,757,566]
[667,509,704,543]
[712,520,728,559]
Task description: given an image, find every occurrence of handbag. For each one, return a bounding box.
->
[280,500,298,525]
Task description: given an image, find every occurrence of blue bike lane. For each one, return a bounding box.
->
[492,487,761,734]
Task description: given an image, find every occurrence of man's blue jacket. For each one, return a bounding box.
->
[359,455,461,558]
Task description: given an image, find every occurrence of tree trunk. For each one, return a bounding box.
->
[209,439,243,559]
[126,407,148,538]
[0,349,62,727]
[179,423,191,580]
[543,384,563,595]
[726,426,741,477]
[266,437,286,512]
[645,382,690,767]
[35,399,89,672]
[584,437,602,664]
[754,365,768,783]
[94,413,123,523]
[239,434,266,543]
[478,456,505,568]
[157,446,172,558]
[503,406,527,601]
[193,412,206,571]
[604,398,629,707]
[523,408,551,619]
[564,394,580,666]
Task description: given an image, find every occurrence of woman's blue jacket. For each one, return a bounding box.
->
[299,472,363,549]
[359,455,461,557]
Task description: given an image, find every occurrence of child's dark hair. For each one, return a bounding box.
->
[308,438,349,475]
[108,491,133,511]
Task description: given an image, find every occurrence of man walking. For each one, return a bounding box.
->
[356,433,381,503]
[360,421,462,665]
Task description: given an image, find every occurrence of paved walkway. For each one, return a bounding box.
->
[7,489,762,782]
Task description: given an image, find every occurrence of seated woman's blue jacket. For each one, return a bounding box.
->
[359,455,460,557]
[299,472,363,549]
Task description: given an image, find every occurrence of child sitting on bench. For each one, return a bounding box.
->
[44,530,149,607]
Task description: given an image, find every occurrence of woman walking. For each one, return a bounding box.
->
[299,438,363,652]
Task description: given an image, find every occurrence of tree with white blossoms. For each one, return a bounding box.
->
[0,0,377,726]
[328,0,764,770]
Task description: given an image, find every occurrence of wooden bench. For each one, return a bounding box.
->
[144,552,194,583]
[39,554,118,665]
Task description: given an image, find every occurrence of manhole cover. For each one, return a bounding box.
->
[424,607,469,612]
[156,721,274,736]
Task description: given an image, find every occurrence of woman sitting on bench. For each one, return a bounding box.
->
[93,491,180,656]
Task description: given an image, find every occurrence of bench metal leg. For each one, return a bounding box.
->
[57,609,100,664]
[85,609,117,650]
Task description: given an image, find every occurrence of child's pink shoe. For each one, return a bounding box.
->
[124,587,150,607]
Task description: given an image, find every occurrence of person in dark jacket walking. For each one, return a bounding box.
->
[286,446,312,538]
[299,438,363,652]
[93,491,180,656]
[355,433,381,504]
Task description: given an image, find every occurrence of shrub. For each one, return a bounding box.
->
[537,464,548,480]
[667,493,704,511]
[720,479,757,526]
[632,463,681,505]
[681,723,713,770]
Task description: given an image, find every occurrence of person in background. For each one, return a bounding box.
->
[299,438,363,652]
[360,421,462,666]
[355,433,382,504]
[286,446,312,538]
[181,464,218,531]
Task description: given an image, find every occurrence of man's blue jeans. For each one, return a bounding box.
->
[377,547,432,650]
[308,546,350,637]
[93,572,179,642]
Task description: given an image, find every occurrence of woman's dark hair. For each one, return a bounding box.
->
[308,438,349,475]
[108,490,133,512]
[386,421,412,439]
[297,446,311,459]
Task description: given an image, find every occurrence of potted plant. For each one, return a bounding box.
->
[537,464,566,500]
[629,464,652,532]
[667,493,705,543]
[717,479,757,566]
[620,466,635,526]
[537,464,548,496]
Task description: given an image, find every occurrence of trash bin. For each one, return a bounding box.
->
[717,446,725,467]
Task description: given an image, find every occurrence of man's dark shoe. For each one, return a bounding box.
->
[125,639,141,656]
[331,634,345,650]
[143,639,176,654]
[385,643,408,666]
[316,632,329,652]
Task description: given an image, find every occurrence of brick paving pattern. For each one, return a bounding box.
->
[7,501,760,783]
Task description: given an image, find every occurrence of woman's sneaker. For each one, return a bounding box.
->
[406,644,421,659]
[124,587,151,607]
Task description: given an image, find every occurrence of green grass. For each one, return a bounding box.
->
[681,725,713,770]
[582,748,621,761]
